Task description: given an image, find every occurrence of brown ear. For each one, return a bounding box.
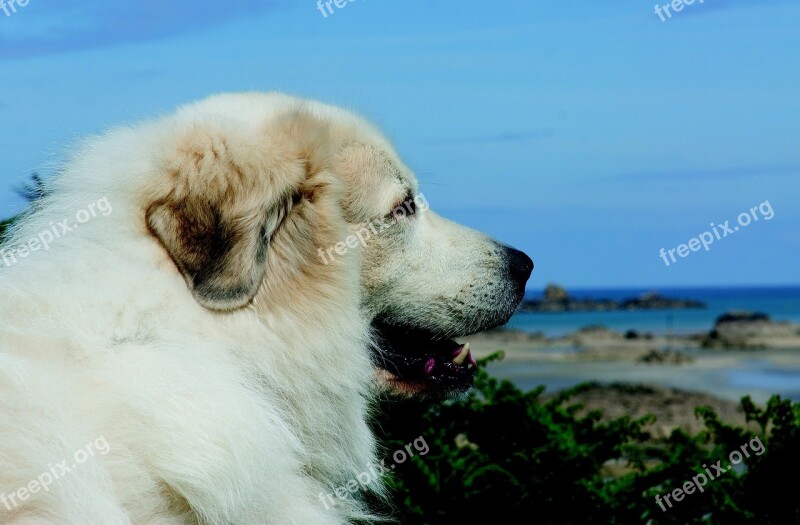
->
[146,110,330,310]
[147,194,291,311]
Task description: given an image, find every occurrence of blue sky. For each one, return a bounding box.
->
[0,0,798,288]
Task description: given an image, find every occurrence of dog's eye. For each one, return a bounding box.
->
[388,194,417,221]
[402,197,417,216]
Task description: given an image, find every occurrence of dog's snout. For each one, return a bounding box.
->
[506,247,533,288]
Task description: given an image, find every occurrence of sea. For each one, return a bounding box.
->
[495,286,800,402]
[509,286,800,337]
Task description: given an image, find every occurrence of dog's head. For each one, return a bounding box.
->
[145,93,532,398]
[331,140,533,397]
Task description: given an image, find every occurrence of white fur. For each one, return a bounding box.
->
[0,92,525,524]
[0,94,379,524]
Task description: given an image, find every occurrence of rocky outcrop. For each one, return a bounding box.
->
[520,284,616,312]
[475,327,546,343]
[619,291,705,310]
[520,284,706,313]
[638,349,694,365]
[546,382,751,439]
[703,311,800,349]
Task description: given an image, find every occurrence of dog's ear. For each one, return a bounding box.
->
[145,118,315,311]
[147,194,292,311]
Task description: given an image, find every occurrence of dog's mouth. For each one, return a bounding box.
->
[371,321,478,398]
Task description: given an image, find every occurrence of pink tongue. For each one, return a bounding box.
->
[424,357,436,375]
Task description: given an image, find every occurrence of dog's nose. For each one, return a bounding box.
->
[506,247,534,285]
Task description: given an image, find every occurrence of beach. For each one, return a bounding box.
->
[467,286,800,435]
[473,336,800,403]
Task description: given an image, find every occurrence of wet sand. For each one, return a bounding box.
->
[469,331,800,404]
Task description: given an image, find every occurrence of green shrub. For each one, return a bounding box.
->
[371,352,800,524]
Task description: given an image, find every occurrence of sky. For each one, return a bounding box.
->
[0,0,798,288]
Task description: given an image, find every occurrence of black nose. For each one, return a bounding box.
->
[506,247,534,287]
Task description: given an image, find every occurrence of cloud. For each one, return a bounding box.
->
[0,0,275,59]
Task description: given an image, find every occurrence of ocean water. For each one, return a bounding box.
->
[508,286,800,337]
[495,286,800,401]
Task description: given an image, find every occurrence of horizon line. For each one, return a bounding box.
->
[525,283,800,292]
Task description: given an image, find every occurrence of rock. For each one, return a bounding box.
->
[702,311,800,349]
[624,330,654,340]
[546,382,751,439]
[716,311,771,324]
[576,324,614,335]
[567,325,625,344]
[472,328,546,344]
[543,283,570,301]
[638,349,694,365]
[619,292,705,310]
[519,285,706,313]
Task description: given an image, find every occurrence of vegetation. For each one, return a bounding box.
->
[372,352,800,524]
[0,173,45,239]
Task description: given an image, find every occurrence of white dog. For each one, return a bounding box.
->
[0,93,533,524]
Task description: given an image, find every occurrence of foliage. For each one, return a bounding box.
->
[0,173,45,240]
[371,352,800,524]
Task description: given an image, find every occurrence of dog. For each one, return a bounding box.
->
[0,93,533,524]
